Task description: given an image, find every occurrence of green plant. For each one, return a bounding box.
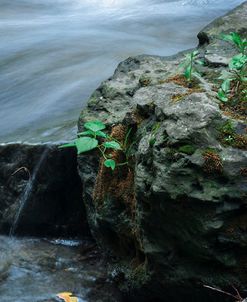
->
[180,50,204,85]
[149,122,160,146]
[221,32,247,55]
[218,58,247,103]
[218,32,247,104]
[218,120,247,149]
[59,120,131,170]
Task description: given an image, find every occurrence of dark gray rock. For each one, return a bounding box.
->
[0,144,88,237]
[77,2,247,301]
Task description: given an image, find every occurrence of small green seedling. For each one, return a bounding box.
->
[180,50,204,85]
[218,32,247,104]
[218,64,247,103]
[59,120,130,171]
[149,122,160,146]
[221,32,247,55]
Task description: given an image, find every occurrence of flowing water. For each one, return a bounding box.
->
[9,147,49,236]
[0,0,245,143]
[0,1,245,301]
[0,236,118,302]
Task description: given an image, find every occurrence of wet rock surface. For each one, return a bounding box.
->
[0,144,88,237]
[78,2,247,301]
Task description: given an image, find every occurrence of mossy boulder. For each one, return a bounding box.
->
[77,2,247,301]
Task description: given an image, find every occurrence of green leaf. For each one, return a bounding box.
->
[95,130,108,138]
[103,141,122,150]
[78,130,94,137]
[221,79,231,93]
[124,128,132,147]
[192,50,199,57]
[104,159,116,170]
[184,66,192,80]
[217,89,228,103]
[195,59,204,65]
[59,141,76,149]
[192,71,201,78]
[75,137,98,154]
[230,32,241,45]
[221,32,242,48]
[84,120,106,132]
[149,137,156,146]
[229,54,247,70]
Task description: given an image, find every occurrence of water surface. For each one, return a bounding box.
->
[0,0,244,143]
[0,235,118,302]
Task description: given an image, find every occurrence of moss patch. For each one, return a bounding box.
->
[178,145,197,155]
[218,120,247,150]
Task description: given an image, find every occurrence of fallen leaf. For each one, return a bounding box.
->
[56,292,78,302]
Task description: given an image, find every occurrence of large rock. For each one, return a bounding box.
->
[0,144,88,236]
[77,2,247,301]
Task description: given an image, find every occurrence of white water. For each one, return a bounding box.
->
[0,0,245,143]
[9,147,49,236]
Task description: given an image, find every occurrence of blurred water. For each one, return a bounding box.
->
[0,235,108,302]
[0,0,244,143]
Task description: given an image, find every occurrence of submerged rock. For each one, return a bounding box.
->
[77,2,247,301]
[0,144,88,237]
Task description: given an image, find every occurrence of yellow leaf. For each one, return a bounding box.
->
[56,292,78,302]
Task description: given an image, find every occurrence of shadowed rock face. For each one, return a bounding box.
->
[0,144,88,237]
[77,2,247,301]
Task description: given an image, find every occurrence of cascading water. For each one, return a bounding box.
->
[9,147,49,236]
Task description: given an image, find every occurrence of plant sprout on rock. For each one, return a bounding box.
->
[59,120,130,170]
[218,32,247,105]
[180,50,204,86]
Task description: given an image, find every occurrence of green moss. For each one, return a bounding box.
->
[178,144,196,155]
[218,120,247,150]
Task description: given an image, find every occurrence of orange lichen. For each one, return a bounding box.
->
[171,93,190,102]
[161,74,202,90]
[203,150,223,174]
[161,74,188,87]
[234,134,247,149]
[93,124,136,214]
[221,105,247,122]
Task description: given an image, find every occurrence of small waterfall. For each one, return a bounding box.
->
[9,147,49,236]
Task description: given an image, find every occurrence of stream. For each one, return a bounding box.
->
[0,236,120,302]
[0,1,245,301]
[0,0,245,143]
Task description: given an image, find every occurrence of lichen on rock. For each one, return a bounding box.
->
[77,2,247,301]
